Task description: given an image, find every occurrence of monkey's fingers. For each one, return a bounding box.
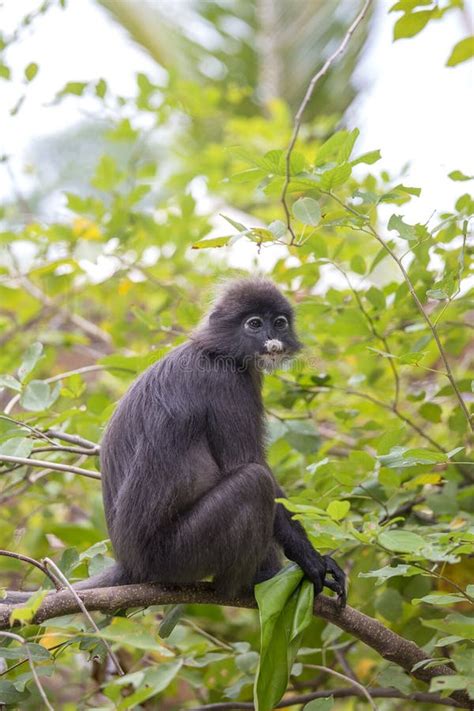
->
[323,556,347,607]
[323,576,347,606]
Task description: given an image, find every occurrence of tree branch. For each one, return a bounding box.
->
[281,0,372,244]
[188,686,468,710]
[0,582,469,707]
[4,364,133,416]
[0,454,101,480]
[0,550,61,591]
[325,190,473,432]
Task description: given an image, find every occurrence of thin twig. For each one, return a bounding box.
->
[0,549,61,590]
[188,687,467,710]
[18,275,112,344]
[305,663,377,709]
[44,429,100,452]
[334,648,359,682]
[281,0,372,244]
[32,445,99,456]
[4,363,133,415]
[327,259,400,406]
[183,618,234,651]
[0,415,58,447]
[0,631,54,711]
[306,383,473,482]
[326,190,472,431]
[42,558,124,677]
[0,454,101,480]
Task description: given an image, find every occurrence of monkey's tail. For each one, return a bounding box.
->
[1,563,128,606]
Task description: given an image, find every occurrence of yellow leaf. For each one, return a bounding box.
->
[405,473,442,489]
[118,279,132,296]
[355,658,377,679]
[72,217,102,240]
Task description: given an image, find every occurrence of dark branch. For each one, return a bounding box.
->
[188,686,468,710]
[0,582,469,707]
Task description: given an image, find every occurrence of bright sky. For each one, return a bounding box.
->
[0,0,473,267]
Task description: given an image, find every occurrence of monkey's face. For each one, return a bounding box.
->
[240,312,301,372]
[193,278,302,369]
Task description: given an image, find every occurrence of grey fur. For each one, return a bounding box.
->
[4,278,346,604]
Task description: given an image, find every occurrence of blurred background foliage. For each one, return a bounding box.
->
[0,0,473,709]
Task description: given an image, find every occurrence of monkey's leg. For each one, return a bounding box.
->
[159,463,276,595]
[252,543,282,585]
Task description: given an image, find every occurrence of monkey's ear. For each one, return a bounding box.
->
[209,308,224,322]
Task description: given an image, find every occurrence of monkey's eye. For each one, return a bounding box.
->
[274,315,289,330]
[245,316,264,331]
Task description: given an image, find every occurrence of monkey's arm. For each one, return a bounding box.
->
[273,486,346,604]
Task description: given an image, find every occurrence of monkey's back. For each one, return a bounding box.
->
[99,343,224,540]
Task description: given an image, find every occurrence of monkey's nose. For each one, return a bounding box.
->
[265,339,284,354]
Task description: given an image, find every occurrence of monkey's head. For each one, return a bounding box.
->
[193,277,302,370]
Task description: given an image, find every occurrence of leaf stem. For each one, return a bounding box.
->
[281,0,372,244]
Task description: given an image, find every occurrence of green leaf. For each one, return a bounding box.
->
[315,130,358,166]
[387,214,416,240]
[0,374,22,392]
[292,198,321,226]
[378,530,425,553]
[159,604,185,638]
[426,288,449,300]
[0,437,33,458]
[24,62,39,81]
[0,64,11,80]
[91,155,124,191]
[230,168,265,183]
[393,10,433,40]
[366,286,385,310]
[0,642,51,661]
[10,590,48,625]
[20,380,61,412]
[254,564,314,711]
[448,169,473,181]
[303,699,334,711]
[0,681,28,705]
[419,402,442,423]
[57,81,88,97]
[350,255,366,274]
[105,661,183,710]
[326,500,350,521]
[447,36,474,67]
[320,163,352,190]
[219,213,248,232]
[423,613,474,640]
[339,129,360,162]
[378,664,412,694]
[106,118,138,142]
[97,617,176,654]
[192,236,232,249]
[430,674,472,694]
[359,564,419,584]
[375,588,403,622]
[268,220,287,239]
[351,149,381,166]
[378,446,446,468]
[390,1,432,10]
[18,342,43,382]
[413,593,465,606]
[95,78,107,98]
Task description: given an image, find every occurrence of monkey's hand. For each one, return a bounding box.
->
[304,554,347,607]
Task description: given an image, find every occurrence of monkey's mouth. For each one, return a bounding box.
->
[256,351,291,373]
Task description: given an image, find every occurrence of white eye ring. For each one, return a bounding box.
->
[274,315,288,330]
[245,316,264,331]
